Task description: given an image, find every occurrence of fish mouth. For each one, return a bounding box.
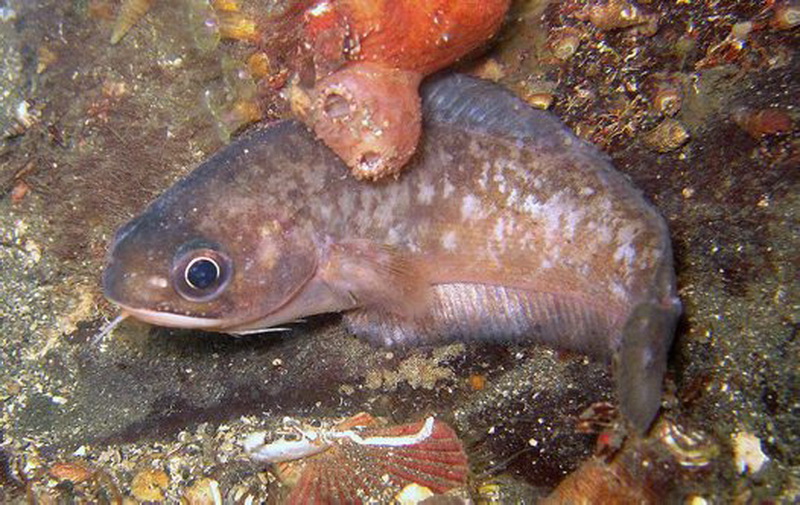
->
[113,304,226,330]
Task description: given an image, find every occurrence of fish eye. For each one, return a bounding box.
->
[172,248,232,302]
[185,257,220,290]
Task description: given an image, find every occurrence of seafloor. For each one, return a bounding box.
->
[0,0,797,502]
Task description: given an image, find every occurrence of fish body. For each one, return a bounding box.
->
[103,74,680,431]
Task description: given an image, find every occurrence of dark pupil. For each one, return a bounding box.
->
[186,259,219,290]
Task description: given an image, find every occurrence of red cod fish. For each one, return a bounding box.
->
[103,74,681,432]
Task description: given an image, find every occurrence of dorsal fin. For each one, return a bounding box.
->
[420,73,554,135]
[420,73,588,153]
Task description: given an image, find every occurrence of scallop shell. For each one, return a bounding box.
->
[276,416,469,504]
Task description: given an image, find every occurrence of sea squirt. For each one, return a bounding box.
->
[294,0,511,179]
[103,74,680,432]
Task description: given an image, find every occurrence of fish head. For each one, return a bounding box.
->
[102,181,318,331]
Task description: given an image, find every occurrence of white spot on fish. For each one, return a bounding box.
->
[479,162,490,190]
[338,193,355,217]
[417,182,436,205]
[319,205,332,222]
[387,226,401,244]
[460,194,481,221]
[441,230,458,251]
[521,194,543,215]
[614,242,637,266]
[496,180,507,194]
[493,218,505,243]
[613,224,640,268]
[443,179,455,198]
[595,222,613,244]
[610,281,627,302]
[147,276,168,289]
[507,187,519,206]
[562,209,583,241]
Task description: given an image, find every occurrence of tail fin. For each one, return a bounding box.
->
[615,298,680,433]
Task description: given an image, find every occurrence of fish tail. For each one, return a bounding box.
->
[614,297,680,433]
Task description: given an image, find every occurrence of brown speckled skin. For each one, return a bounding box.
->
[103,74,679,431]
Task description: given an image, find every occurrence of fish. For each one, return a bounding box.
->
[102,73,681,432]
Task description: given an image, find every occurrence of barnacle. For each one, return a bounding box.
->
[642,119,690,152]
[548,27,582,61]
[577,0,658,33]
[3,100,41,139]
[246,52,271,79]
[110,0,156,45]
[645,73,684,117]
[732,431,769,475]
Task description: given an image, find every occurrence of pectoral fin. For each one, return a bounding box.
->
[319,240,431,319]
[615,297,680,433]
